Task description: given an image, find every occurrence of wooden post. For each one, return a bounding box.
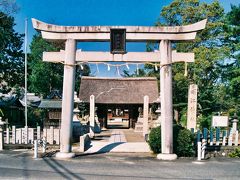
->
[143,95,149,138]
[24,126,28,144]
[49,126,54,145]
[12,126,16,144]
[89,95,95,138]
[56,39,76,159]
[6,127,10,144]
[0,123,4,150]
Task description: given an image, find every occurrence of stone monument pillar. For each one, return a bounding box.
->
[56,39,76,159]
[89,95,95,138]
[157,40,177,160]
[187,84,198,131]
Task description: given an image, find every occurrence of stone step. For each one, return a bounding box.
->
[134,125,143,133]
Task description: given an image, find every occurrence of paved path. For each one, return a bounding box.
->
[109,130,127,143]
[84,129,150,153]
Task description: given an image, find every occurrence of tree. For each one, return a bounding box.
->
[0,0,19,17]
[142,0,232,128]
[0,11,24,90]
[223,5,240,116]
[29,33,64,97]
[29,33,91,97]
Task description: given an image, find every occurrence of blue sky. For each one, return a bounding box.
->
[14,0,239,77]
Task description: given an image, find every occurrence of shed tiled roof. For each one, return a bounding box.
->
[79,76,159,104]
[38,100,62,109]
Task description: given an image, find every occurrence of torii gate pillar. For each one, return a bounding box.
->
[157,40,177,160]
[56,39,76,159]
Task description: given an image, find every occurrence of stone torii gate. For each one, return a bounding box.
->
[32,18,207,159]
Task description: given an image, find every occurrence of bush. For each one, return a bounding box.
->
[176,128,195,157]
[148,126,161,153]
[148,125,195,157]
[229,148,240,158]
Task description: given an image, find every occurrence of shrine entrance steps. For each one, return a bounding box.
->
[81,129,150,153]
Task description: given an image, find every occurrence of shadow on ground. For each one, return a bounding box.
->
[43,157,84,179]
[76,142,125,157]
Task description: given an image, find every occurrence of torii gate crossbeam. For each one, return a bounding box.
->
[32,18,207,160]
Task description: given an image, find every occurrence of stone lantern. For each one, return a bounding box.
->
[232,113,238,132]
[154,97,161,127]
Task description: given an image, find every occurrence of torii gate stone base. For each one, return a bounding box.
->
[32,18,206,159]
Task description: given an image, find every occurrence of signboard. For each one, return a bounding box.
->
[187,84,198,131]
[110,29,126,54]
[212,116,228,127]
[49,112,61,119]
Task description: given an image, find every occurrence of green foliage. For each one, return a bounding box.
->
[148,125,195,157]
[0,108,4,117]
[198,115,212,129]
[0,11,24,88]
[176,128,195,157]
[28,33,64,97]
[0,0,19,15]
[148,126,161,153]
[29,33,91,97]
[27,107,45,127]
[144,1,240,129]
[229,147,240,158]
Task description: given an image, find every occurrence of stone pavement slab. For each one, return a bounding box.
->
[84,142,151,153]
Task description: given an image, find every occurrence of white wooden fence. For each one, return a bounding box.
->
[4,126,60,145]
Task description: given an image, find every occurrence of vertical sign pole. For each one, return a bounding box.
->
[24,18,28,128]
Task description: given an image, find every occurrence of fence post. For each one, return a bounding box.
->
[201,139,207,159]
[216,128,220,145]
[228,129,233,146]
[197,141,201,161]
[12,126,16,144]
[0,121,4,150]
[203,128,208,140]
[24,126,28,144]
[210,128,213,146]
[222,130,226,146]
[42,136,47,153]
[49,126,54,145]
[197,130,201,142]
[19,128,22,144]
[6,127,10,144]
[234,130,238,146]
[33,140,38,159]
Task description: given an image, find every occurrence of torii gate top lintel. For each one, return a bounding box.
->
[32,18,207,33]
[32,18,207,41]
